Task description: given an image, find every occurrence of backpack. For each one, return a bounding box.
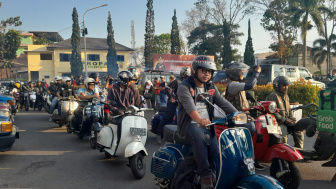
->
[151,112,165,134]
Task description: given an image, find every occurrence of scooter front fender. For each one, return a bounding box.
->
[125,142,148,158]
[262,144,303,163]
[235,174,284,189]
[92,122,103,132]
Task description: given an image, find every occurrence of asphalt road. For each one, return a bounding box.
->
[0,110,335,189]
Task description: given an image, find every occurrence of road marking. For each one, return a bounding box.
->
[0,151,73,155]
[38,127,67,133]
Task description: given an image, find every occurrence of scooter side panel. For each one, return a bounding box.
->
[262,144,303,163]
[216,128,254,189]
[124,142,148,157]
[254,115,270,161]
[236,174,284,189]
[115,116,147,157]
[97,126,113,147]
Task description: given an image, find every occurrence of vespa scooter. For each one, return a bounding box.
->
[97,106,150,179]
[59,96,79,128]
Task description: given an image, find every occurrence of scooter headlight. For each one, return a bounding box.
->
[232,113,247,125]
[268,102,277,113]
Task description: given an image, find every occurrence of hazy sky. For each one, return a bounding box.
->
[0,0,326,56]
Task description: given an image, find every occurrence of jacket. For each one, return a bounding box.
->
[225,80,249,111]
[107,83,135,115]
[266,91,295,124]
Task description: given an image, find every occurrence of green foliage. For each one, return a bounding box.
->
[214,83,226,94]
[0,2,22,33]
[171,9,181,54]
[243,19,255,66]
[144,0,155,69]
[33,36,53,45]
[106,12,118,78]
[222,20,232,67]
[3,29,20,60]
[70,7,83,77]
[153,33,171,54]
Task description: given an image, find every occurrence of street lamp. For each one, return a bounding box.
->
[83,4,108,78]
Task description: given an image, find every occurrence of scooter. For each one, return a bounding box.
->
[151,97,283,188]
[97,106,150,179]
[59,96,79,128]
[23,91,36,111]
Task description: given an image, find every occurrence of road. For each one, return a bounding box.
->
[0,111,335,189]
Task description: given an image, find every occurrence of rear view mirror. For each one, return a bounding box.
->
[196,93,209,102]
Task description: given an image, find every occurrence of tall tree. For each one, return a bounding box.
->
[222,20,233,66]
[106,12,118,78]
[244,19,255,65]
[310,34,336,73]
[153,33,171,54]
[290,0,324,67]
[170,9,181,54]
[70,7,83,78]
[0,2,22,33]
[144,0,155,70]
[1,29,20,78]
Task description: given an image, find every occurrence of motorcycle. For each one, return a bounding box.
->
[70,98,103,142]
[23,91,36,111]
[97,105,150,179]
[151,94,283,188]
[215,101,304,189]
[59,96,79,128]
[41,92,51,113]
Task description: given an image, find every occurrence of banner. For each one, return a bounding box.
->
[83,61,126,69]
[152,54,215,74]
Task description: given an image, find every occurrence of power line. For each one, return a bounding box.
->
[57,26,72,33]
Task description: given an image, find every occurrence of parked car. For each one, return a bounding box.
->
[0,94,17,118]
[246,64,325,89]
[0,102,19,152]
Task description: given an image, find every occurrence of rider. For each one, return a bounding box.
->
[266,76,304,149]
[177,56,237,189]
[48,76,63,121]
[156,67,191,143]
[57,77,80,119]
[107,71,139,143]
[34,80,45,109]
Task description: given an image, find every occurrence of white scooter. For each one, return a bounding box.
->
[97,105,150,179]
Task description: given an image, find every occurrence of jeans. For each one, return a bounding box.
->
[188,123,219,178]
[281,124,304,149]
[49,97,58,114]
[157,102,177,136]
[159,93,167,105]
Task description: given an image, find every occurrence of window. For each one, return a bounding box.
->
[117,55,124,61]
[60,53,71,62]
[87,54,100,61]
[273,66,283,77]
[299,69,311,79]
[40,54,52,60]
[285,67,297,78]
[44,75,50,79]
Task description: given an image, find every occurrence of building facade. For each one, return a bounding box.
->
[25,37,133,83]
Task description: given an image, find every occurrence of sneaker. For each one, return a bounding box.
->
[200,177,214,189]
[254,161,265,171]
[156,134,163,144]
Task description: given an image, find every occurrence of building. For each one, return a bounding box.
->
[25,37,134,83]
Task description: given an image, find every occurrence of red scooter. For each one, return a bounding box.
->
[216,101,303,189]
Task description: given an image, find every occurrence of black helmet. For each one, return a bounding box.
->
[225,61,249,81]
[273,76,292,92]
[180,67,191,79]
[191,55,216,83]
[89,72,99,81]
[118,71,136,86]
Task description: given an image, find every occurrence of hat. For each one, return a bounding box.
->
[160,76,164,78]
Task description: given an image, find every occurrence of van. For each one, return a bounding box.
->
[246,64,325,89]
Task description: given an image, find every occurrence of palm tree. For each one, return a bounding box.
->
[311,34,336,73]
[290,0,324,67]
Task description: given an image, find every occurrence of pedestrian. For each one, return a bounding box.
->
[153,77,161,109]
[143,80,153,108]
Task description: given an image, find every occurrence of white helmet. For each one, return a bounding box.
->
[55,76,63,81]
[62,77,71,83]
[84,78,96,88]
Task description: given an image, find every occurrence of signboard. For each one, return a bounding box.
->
[152,54,215,74]
[316,110,336,133]
[83,61,126,69]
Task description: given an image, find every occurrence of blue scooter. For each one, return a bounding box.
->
[151,112,284,189]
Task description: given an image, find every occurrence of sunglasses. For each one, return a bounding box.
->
[88,83,95,86]
[201,68,214,74]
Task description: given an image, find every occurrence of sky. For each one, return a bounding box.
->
[0,0,327,56]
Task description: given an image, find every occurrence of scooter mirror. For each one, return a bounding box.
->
[196,92,209,102]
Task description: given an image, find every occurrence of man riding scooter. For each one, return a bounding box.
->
[48,76,63,121]
[34,80,46,111]
[176,55,237,189]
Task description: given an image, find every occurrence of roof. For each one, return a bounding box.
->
[28,31,64,42]
[47,37,134,51]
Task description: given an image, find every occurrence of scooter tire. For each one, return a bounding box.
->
[25,101,29,111]
[270,159,301,189]
[129,152,146,179]
[90,129,97,149]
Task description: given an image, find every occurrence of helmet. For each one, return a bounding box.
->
[89,72,99,81]
[55,76,63,81]
[128,67,140,80]
[14,83,20,89]
[225,61,250,81]
[41,78,46,83]
[118,71,135,86]
[36,79,42,83]
[191,55,216,83]
[273,76,292,92]
[10,80,14,84]
[180,67,191,79]
[62,77,71,83]
[84,78,96,88]
[20,82,24,86]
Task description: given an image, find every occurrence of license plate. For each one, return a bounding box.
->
[266,125,281,134]
[130,128,146,136]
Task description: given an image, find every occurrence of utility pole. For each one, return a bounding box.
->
[130,20,136,67]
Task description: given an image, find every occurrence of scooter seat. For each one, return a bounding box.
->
[163,125,191,145]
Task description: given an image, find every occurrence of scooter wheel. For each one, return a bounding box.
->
[270,159,301,189]
[129,152,146,179]
[90,130,97,149]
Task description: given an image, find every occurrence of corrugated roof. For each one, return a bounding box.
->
[28,31,64,42]
[47,37,134,51]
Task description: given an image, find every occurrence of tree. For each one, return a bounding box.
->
[0,2,22,33]
[1,29,20,78]
[153,33,171,54]
[222,20,233,66]
[106,12,118,78]
[70,7,83,78]
[311,34,336,73]
[171,9,181,54]
[144,0,155,70]
[244,19,255,65]
[290,0,324,67]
